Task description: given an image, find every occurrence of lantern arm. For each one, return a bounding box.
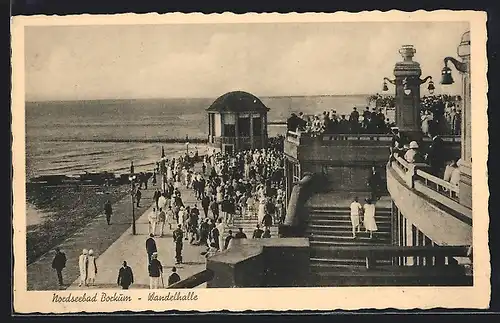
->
[444,56,468,73]
[419,76,433,84]
[383,77,396,85]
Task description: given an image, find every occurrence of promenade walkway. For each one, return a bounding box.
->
[27,186,154,291]
[67,164,208,290]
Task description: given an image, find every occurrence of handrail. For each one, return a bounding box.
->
[314,245,470,270]
[389,155,472,221]
[415,169,459,201]
[322,134,393,141]
[165,269,214,289]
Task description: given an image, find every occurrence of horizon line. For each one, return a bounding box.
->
[24,93,396,103]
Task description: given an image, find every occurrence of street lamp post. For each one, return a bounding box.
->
[440,30,471,209]
[129,161,137,235]
[381,44,435,142]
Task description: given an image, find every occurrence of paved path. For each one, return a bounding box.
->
[67,165,209,290]
[27,185,154,291]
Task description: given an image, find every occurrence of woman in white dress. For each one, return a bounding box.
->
[78,249,88,287]
[216,186,223,204]
[257,198,266,224]
[166,165,173,181]
[363,198,378,239]
[86,249,98,286]
[421,110,430,136]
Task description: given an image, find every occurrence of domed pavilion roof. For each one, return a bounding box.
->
[206,91,269,113]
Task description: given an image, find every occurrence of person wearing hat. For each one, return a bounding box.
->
[148,252,163,289]
[172,224,184,264]
[117,261,134,289]
[224,230,234,250]
[145,234,157,265]
[450,158,462,186]
[86,249,98,286]
[404,141,424,163]
[78,249,89,287]
[362,198,378,239]
[168,267,181,286]
[367,166,383,202]
[104,200,113,225]
[51,247,67,287]
[426,135,445,177]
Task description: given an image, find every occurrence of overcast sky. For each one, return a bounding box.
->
[24,21,469,101]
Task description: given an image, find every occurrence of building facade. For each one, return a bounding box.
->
[207,91,269,154]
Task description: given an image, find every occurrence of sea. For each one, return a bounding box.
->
[25,94,373,180]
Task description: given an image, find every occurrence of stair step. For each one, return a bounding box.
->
[310,258,392,268]
[310,233,391,240]
[310,218,391,223]
[311,210,391,214]
[310,240,391,246]
[309,223,391,230]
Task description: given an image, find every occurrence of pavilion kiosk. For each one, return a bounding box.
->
[207,91,269,154]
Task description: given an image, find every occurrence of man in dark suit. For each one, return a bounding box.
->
[287,113,299,132]
[368,166,383,201]
[168,267,181,286]
[51,247,66,287]
[173,224,184,265]
[145,234,157,265]
[426,135,445,176]
[104,200,113,225]
[201,195,210,218]
[117,261,134,289]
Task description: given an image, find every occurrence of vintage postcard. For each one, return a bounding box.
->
[12,11,489,313]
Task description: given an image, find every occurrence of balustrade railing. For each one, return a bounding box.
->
[286,130,395,144]
[389,154,472,221]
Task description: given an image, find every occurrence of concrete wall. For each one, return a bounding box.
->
[387,165,472,246]
[206,238,310,288]
[284,136,461,193]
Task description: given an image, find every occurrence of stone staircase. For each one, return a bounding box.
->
[307,206,393,281]
[221,215,279,239]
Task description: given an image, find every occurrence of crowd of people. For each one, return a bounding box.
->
[420,95,462,137]
[390,128,461,186]
[369,93,462,137]
[144,147,286,287]
[51,146,286,290]
[287,107,395,137]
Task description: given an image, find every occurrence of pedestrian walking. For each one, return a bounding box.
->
[51,247,66,287]
[363,198,378,239]
[78,249,89,287]
[173,224,184,264]
[86,249,98,286]
[201,195,210,218]
[148,208,158,236]
[368,167,383,201]
[104,200,113,225]
[148,252,163,289]
[158,193,167,211]
[168,267,181,286]
[153,189,162,208]
[146,234,157,265]
[117,261,134,290]
[157,208,166,237]
[350,197,363,238]
[135,188,142,207]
